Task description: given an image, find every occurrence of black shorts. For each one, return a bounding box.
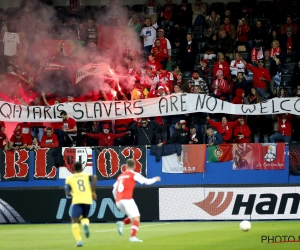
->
[71,204,91,218]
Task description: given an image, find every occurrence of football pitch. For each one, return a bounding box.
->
[0,221,300,250]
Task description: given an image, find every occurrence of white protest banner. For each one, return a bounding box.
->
[0,94,299,122]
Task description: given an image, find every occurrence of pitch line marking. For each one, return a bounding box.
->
[95,223,171,232]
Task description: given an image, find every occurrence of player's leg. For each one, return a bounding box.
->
[116,201,128,235]
[80,204,91,238]
[71,204,83,247]
[125,199,142,242]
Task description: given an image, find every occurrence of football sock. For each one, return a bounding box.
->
[131,220,139,237]
[81,218,90,226]
[122,217,131,225]
[72,223,82,241]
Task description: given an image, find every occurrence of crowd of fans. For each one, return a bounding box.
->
[0,0,300,151]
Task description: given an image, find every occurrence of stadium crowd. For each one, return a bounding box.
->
[0,0,300,150]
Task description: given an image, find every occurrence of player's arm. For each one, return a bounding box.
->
[134,173,161,185]
[89,175,97,200]
[112,181,117,200]
[65,183,72,199]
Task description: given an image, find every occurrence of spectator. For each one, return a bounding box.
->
[180,120,188,131]
[169,22,187,46]
[173,73,190,92]
[189,124,202,144]
[219,17,236,40]
[242,59,271,98]
[292,61,300,89]
[230,52,246,76]
[231,89,245,104]
[82,124,130,147]
[40,127,59,148]
[59,110,77,147]
[158,0,176,30]
[269,114,292,143]
[87,18,98,43]
[152,29,172,67]
[27,136,40,150]
[15,122,32,146]
[267,30,281,49]
[281,27,297,58]
[197,59,209,80]
[215,30,234,60]
[181,33,198,71]
[222,9,237,27]
[140,18,158,58]
[192,0,207,27]
[0,121,5,132]
[278,88,289,98]
[77,23,88,43]
[250,42,264,65]
[0,129,8,151]
[205,10,220,33]
[176,0,193,30]
[212,52,230,80]
[146,53,161,73]
[131,118,158,145]
[269,56,282,92]
[250,20,267,48]
[143,0,161,25]
[233,117,251,143]
[86,41,101,63]
[233,72,251,98]
[202,33,218,59]
[236,17,251,49]
[263,50,272,72]
[281,16,298,36]
[207,116,239,143]
[154,65,174,90]
[157,122,188,146]
[187,71,209,94]
[9,130,28,150]
[173,84,182,93]
[270,40,282,58]
[205,127,223,146]
[210,70,228,100]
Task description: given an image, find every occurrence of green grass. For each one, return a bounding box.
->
[0,221,300,250]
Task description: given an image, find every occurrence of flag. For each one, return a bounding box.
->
[95,146,147,180]
[208,144,233,163]
[162,145,206,173]
[0,149,30,181]
[59,147,93,179]
[232,143,285,170]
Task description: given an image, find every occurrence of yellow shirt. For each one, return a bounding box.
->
[65,173,93,205]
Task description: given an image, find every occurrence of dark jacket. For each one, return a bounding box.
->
[205,131,223,145]
[150,143,182,162]
[166,128,188,144]
[188,133,202,144]
[292,65,300,88]
[233,78,251,97]
[215,34,234,55]
[131,120,159,145]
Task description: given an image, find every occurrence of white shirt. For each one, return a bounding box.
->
[230,60,246,76]
[140,23,158,47]
[3,32,20,56]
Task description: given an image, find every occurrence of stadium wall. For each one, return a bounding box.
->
[2,185,300,223]
[0,146,296,188]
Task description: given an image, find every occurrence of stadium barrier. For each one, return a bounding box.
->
[2,185,300,223]
[0,145,298,188]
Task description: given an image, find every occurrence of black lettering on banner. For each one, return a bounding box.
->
[13,104,22,118]
[180,94,187,112]
[0,103,12,119]
[27,105,30,118]
[241,104,256,114]
[133,101,143,115]
[103,102,113,117]
[85,103,93,119]
[170,95,178,112]
[206,96,217,112]
[114,101,122,116]
[260,102,268,114]
[221,100,224,110]
[43,106,52,119]
[195,94,206,110]
[33,107,42,120]
[94,102,102,118]
[294,98,300,112]
[56,104,64,118]
[73,103,84,120]
[280,100,291,112]
[124,101,132,115]
[159,97,168,114]
[133,100,144,115]
[271,99,280,113]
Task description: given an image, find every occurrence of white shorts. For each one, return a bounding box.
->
[116,199,140,219]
